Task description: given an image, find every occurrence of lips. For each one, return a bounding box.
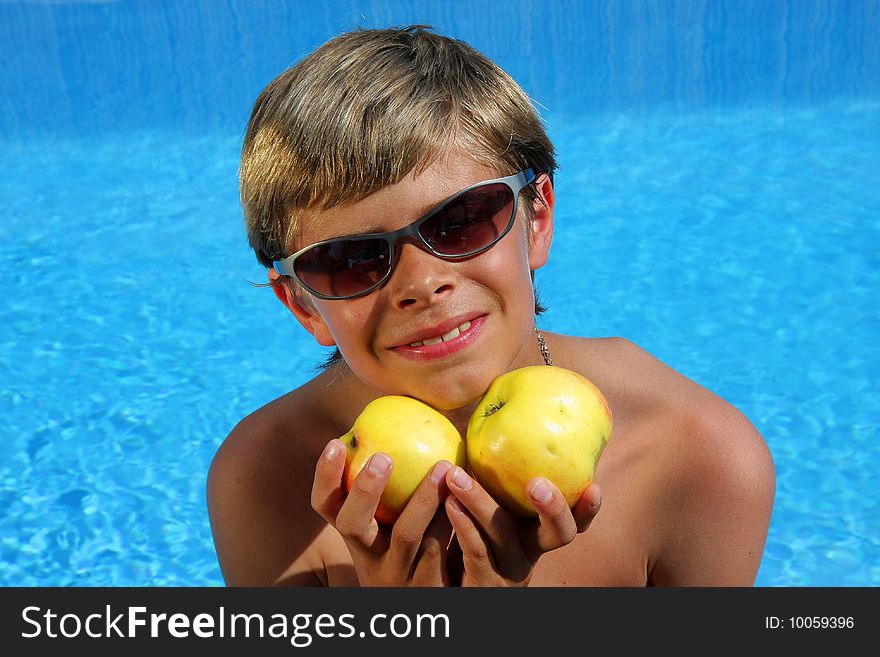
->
[407,320,472,347]
[391,314,486,360]
[394,314,482,348]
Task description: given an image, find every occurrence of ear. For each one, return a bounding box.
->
[527,173,555,270]
[268,269,337,347]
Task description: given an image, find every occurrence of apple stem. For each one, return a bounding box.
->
[484,400,506,417]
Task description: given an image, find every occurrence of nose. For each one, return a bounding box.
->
[386,240,456,309]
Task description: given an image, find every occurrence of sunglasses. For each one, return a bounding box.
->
[273,168,537,300]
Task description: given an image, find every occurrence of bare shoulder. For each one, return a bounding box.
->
[206,366,359,586]
[584,337,774,489]
[552,335,776,585]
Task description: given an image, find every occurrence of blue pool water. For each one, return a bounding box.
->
[1,1,878,586]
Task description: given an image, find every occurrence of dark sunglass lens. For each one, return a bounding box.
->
[420,183,515,255]
[294,238,390,298]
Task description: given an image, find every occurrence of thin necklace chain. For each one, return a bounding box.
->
[534,326,553,366]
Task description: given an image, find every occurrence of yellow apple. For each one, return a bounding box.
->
[466,365,612,517]
[340,395,467,525]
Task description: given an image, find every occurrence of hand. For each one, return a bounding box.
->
[444,466,602,586]
[311,439,454,586]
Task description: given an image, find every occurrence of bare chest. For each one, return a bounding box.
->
[528,503,650,586]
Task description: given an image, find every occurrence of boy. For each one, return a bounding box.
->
[207,26,775,586]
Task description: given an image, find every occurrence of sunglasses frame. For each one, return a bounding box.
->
[273,168,537,300]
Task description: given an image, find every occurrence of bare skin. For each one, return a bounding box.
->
[207,334,776,586]
[207,156,775,586]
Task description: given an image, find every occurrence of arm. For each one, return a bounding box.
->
[648,401,776,586]
[208,417,456,587]
[206,416,330,586]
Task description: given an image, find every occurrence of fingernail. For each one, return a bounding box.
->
[591,492,602,511]
[368,453,391,475]
[450,467,473,491]
[447,496,465,514]
[430,461,452,484]
[323,441,341,461]
[528,478,553,504]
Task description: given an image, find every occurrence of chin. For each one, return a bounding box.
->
[412,370,497,413]
[422,391,480,413]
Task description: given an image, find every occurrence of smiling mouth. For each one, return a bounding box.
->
[407,320,472,347]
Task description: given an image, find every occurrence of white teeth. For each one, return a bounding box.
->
[408,320,472,347]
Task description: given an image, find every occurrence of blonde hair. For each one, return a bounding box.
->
[240,25,556,268]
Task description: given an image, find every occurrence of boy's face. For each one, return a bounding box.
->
[273,154,554,412]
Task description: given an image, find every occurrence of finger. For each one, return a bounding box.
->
[445,467,524,565]
[410,507,454,586]
[445,466,518,544]
[444,495,500,585]
[572,483,602,533]
[520,477,578,563]
[310,439,347,523]
[389,460,453,568]
[333,452,392,549]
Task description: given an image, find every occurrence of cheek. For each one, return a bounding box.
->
[315,300,376,350]
[477,227,534,288]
